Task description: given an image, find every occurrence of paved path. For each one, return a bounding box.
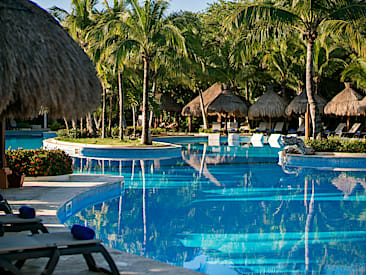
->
[1,175,203,275]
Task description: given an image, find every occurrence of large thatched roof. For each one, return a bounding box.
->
[156,93,182,113]
[182,83,247,117]
[182,83,224,117]
[248,86,288,119]
[324,83,363,117]
[357,97,366,114]
[286,90,327,116]
[0,0,101,120]
[207,90,248,117]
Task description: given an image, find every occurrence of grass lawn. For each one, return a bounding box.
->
[56,137,159,146]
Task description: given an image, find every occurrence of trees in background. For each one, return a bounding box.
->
[50,0,366,138]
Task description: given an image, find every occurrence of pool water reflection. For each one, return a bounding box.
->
[66,142,366,274]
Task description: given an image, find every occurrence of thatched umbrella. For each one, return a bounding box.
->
[0,1,101,174]
[324,83,363,129]
[182,83,224,117]
[332,173,358,199]
[182,83,247,130]
[248,85,288,128]
[357,96,366,114]
[207,89,248,117]
[286,90,327,116]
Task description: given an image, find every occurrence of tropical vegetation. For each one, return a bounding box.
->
[5,149,73,177]
[48,0,366,143]
[306,136,366,153]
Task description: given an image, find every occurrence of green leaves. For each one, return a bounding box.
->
[5,149,73,177]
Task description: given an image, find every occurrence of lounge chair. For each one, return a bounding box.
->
[273,122,285,133]
[227,122,238,133]
[343,123,362,137]
[333,122,347,136]
[0,198,12,215]
[212,122,221,132]
[255,122,269,133]
[0,215,48,236]
[288,123,305,136]
[0,231,119,274]
[0,194,48,236]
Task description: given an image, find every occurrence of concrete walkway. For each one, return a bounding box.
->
[1,175,203,275]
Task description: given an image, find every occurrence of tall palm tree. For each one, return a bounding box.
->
[227,0,366,138]
[88,0,131,140]
[123,0,187,144]
[50,0,99,134]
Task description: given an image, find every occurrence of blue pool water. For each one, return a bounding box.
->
[5,135,43,149]
[63,141,366,274]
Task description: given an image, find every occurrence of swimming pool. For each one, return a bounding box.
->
[64,140,366,274]
[5,135,44,149]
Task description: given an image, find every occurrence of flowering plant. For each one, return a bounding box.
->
[5,149,73,177]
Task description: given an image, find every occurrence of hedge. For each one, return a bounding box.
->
[5,149,73,177]
[305,137,366,153]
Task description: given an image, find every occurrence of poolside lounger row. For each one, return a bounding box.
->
[0,232,119,275]
[0,195,119,274]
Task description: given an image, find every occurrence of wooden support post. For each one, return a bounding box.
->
[0,119,11,188]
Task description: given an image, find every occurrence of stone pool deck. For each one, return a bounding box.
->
[0,177,202,275]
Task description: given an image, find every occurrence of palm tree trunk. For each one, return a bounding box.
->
[199,90,208,130]
[63,118,69,130]
[132,105,136,137]
[86,113,96,136]
[118,71,124,140]
[141,57,152,145]
[102,86,106,139]
[306,39,322,139]
[108,93,113,136]
[149,81,156,129]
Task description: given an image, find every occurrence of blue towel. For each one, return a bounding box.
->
[71,225,95,240]
[18,206,36,219]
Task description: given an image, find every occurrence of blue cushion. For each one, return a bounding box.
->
[18,206,36,219]
[71,225,95,240]
[0,193,3,201]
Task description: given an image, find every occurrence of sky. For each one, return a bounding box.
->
[31,0,216,13]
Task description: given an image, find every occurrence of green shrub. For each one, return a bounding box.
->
[57,129,96,139]
[49,121,64,131]
[124,126,142,136]
[151,127,164,135]
[305,137,366,153]
[5,149,73,177]
[17,122,30,128]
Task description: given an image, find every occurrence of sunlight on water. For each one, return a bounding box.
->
[65,141,366,275]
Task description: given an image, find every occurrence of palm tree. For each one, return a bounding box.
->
[227,0,366,138]
[50,0,99,134]
[87,0,130,140]
[123,0,187,144]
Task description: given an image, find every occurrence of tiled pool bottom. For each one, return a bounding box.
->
[64,143,366,275]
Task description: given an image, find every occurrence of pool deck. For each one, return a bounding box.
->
[0,177,203,275]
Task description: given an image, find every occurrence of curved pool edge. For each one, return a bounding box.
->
[3,174,202,274]
[279,151,366,171]
[43,138,182,159]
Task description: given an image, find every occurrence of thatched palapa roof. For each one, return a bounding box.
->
[248,85,288,119]
[286,90,327,116]
[324,83,363,117]
[357,97,366,114]
[156,93,182,113]
[207,90,248,117]
[0,0,101,120]
[182,83,247,117]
